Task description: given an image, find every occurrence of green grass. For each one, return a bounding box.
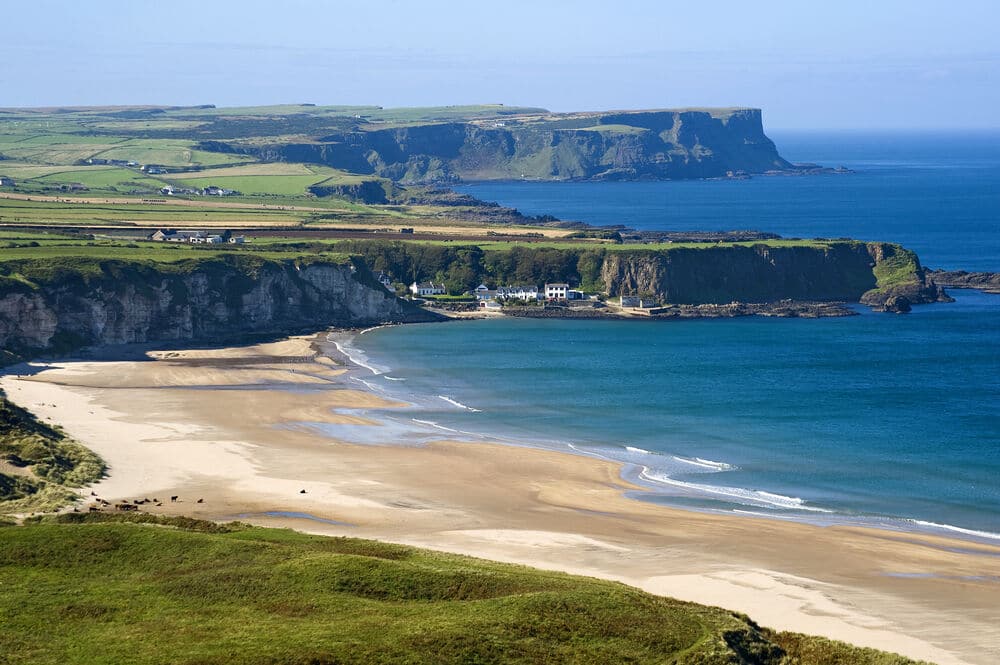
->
[31,167,166,191]
[402,238,837,252]
[0,514,923,665]
[0,242,353,269]
[91,139,247,168]
[872,246,922,288]
[0,198,312,226]
[172,174,326,196]
[0,392,105,515]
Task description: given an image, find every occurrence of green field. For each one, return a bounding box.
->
[0,241,353,267]
[91,140,247,168]
[0,514,921,665]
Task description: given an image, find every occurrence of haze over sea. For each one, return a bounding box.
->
[348,132,1000,540]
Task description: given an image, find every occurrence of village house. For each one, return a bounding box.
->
[409,281,446,297]
[496,285,540,301]
[228,235,246,244]
[375,271,393,289]
[545,283,569,300]
[472,284,496,300]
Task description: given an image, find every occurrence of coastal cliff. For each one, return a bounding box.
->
[338,239,947,312]
[600,242,948,310]
[200,108,796,184]
[0,255,436,355]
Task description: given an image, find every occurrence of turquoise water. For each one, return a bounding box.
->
[345,133,1000,541]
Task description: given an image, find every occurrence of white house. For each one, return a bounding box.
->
[472,284,496,300]
[496,285,540,301]
[545,283,569,300]
[410,281,446,297]
[375,272,393,289]
[228,236,246,244]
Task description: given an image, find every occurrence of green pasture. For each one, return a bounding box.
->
[0,515,921,665]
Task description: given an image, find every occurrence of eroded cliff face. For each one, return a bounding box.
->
[600,242,947,307]
[0,257,437,355]
[205,109,792,184]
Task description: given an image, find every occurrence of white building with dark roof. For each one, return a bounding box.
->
[496,285,540,301]
[409,281,446,297]
[545,283,569,300]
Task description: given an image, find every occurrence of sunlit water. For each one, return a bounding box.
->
[342,133,1000,541]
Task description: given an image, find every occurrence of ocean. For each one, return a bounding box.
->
[342,132,1000,541]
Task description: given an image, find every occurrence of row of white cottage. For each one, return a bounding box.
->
[408,281,583,301]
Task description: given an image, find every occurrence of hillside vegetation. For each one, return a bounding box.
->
[0,514,923,665]
[0,391,104,515]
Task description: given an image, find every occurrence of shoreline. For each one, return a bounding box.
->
[330,324,1000,547]
[2,332,999,664]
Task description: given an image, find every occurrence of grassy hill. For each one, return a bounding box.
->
[0,513,923,665]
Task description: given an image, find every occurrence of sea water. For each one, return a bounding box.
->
[347,132,1000,540]
[457,131,1000,272]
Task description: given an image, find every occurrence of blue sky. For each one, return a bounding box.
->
[2,0,998,129]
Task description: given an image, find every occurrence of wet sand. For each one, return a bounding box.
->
[3,334,998,664]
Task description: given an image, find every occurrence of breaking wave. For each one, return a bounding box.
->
[438,395,482,412]
[638,467,832,513]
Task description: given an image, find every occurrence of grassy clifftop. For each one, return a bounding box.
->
[0,514,923,665]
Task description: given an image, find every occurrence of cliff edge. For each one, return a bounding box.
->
[0,255,438,356]
[201,108,799,184]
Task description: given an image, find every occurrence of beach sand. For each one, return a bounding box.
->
[3,333,998,665]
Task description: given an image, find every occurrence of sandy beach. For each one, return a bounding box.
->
[3,333,998,665]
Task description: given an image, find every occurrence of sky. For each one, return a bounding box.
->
[2,0,998,130]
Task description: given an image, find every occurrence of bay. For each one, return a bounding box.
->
[349,132,1000,540]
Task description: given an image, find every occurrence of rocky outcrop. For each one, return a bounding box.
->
[308,179,392,204]
[599,242,947,310]
[926,269,1000,294]
[199,108,797,184]
[858,243,951,310]
[0,256,438,355]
